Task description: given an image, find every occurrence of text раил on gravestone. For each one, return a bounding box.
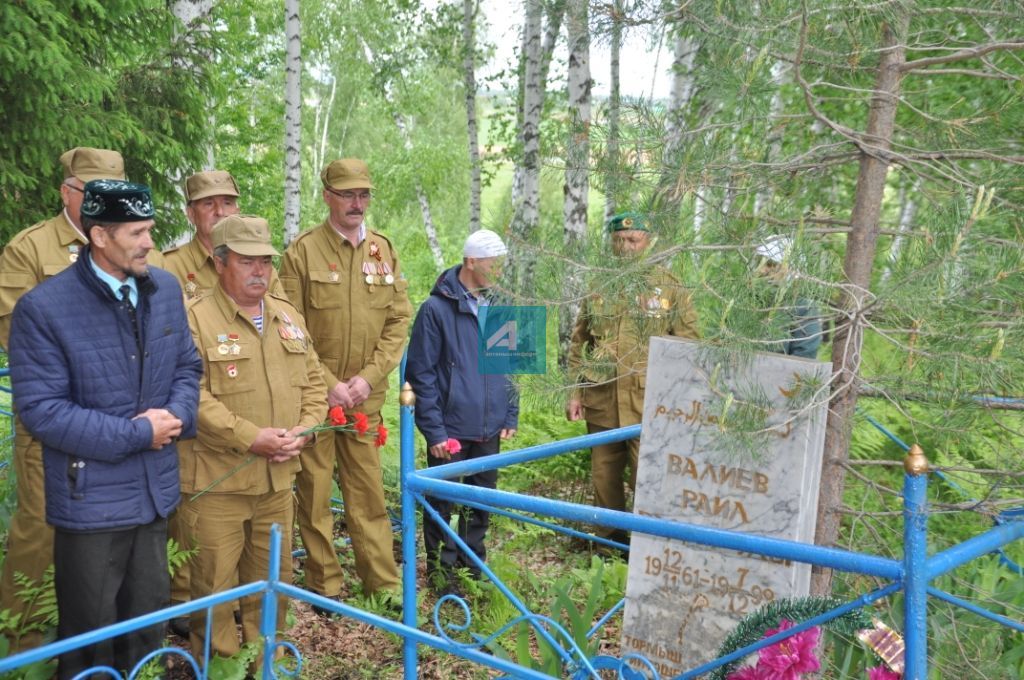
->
[621,337,830,676]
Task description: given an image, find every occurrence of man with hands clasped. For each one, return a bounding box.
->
[176,214,326,659]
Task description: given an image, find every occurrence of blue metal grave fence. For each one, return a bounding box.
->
[0,377,1021,678]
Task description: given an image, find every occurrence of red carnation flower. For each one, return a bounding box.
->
[375,423,388,447]
[328,405,347,426]
[445,438,462,454]
[353,412,370,435]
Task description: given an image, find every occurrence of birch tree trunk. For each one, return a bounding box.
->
[360,38,445,271]
[880,180,918,282]
[559,0,591,367]
[511,0,565,214]
[663,32,697,172]
[394,114,446,270]
[603,1,622,222]
[754,60,791,217]
[312,75,337,204]
[658,31,698,205]
[168,0,218,212]
[509,0,544,288]
[811,18,907,595]
[462,0,482,233]
[283,0,302,244]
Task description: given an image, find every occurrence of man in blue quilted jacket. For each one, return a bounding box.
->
[8,180,202,679]
[406,229,519,595]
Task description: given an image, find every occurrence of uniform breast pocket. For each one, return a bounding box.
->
[367,278,406,309]
[309,271,342,309]
[206,346,256,395]
[281,340,311,387]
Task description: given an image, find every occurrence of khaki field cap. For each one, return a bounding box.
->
[212,215,280,257]
[185,170,240,202]
[321,158,374,191]
[60,147,126,182]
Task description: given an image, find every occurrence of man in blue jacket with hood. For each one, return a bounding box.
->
[406,229,518,594]
[8,179,202,679]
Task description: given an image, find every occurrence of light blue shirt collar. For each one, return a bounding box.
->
[89,253,138,306]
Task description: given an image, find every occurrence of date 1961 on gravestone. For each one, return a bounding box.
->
[620,337,829,677]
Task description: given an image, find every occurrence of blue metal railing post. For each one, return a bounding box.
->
[903,444,929,679]
[260,524,282,678]
[400,381,418,679]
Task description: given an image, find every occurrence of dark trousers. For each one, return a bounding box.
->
[53,517,169,680]
[423,435,500,577]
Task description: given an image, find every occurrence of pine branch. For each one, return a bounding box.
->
[902,40,1024,71]
[709,596,873,680]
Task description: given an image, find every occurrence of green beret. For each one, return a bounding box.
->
[607,211,649,232]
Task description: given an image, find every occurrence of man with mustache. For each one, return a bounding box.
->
[0,149,165,653]
[281,158,411,610]
[566,212,701,552]
[162,170,283,635]
[176,214,326,658]
[8,180,202,678]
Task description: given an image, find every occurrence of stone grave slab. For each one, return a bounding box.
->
[620,337,830,676]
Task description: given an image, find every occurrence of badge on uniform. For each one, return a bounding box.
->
[68,244,79,263]
[228,333,241,355]
[217,333,230,355]
[369,242,381,261]
[185,272,199,298]
[226,363,238,378]
[328,263,339,282]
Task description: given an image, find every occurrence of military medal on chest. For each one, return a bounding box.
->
[185,272,199,298]
[68,244,79,263]
[217,333,230,355]
[366,242,393,285]
[328,263,339,283]
[279,311,305,343]
[228,333,241,355]
[226,363,238,378]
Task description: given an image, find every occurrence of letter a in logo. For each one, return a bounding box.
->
[486,320,517,351]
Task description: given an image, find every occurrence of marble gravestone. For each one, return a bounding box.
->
[620,337,830,676]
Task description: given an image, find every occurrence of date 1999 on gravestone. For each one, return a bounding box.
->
[620,337,829,677]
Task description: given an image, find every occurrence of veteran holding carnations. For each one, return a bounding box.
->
[176,214,326,660]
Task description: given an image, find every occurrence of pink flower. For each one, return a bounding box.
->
[756,620,821,680]
[727,666,768,680]
[868,667,901,680]
[445,438,462,454]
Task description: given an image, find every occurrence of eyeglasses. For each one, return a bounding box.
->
[326,188,372,202]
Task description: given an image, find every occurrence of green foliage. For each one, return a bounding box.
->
[0,567,58,642]
[206,640,261,680]
[167,536,197,578]
[486,556,611,675]
[0,636,55,680]
[0,0,212,245]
